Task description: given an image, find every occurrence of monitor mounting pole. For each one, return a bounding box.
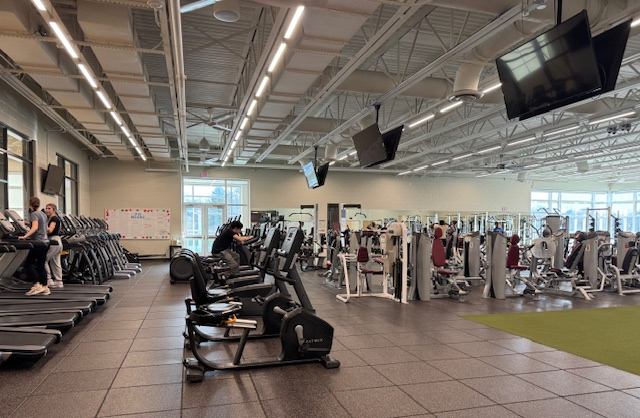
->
[555,0,562,25]
[313,144,318,168]
[374,103,381,125]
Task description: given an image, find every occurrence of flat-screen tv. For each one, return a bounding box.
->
[303,161,330,189]
[352,123,387,168]
[590,19,631,94]
[316,162,329,186]
[42,164,65,195]
[496,10,602,120]
[303,161,319,189]
[366,125,404,167]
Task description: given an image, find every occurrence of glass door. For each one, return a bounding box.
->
[184,204,226,255]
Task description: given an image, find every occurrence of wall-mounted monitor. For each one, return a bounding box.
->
[42,164,65,195]
[496,10,602,121]
[352,123,387,168]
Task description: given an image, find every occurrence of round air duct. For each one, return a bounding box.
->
[449,62,484,102]
[213,0,240,22]
[325,143,338,161]
[576,161,590,173]
[517,172,529,183]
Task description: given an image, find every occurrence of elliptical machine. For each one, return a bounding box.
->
[183,228,340,382]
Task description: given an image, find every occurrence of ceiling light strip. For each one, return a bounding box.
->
[96,91,111,109]
[588,111,636,125]
[543,125,579,137]
[408,113,435,128]
[431,159,449,166]
[32,0,46,11]
[507,136,535,146]
[481,83,502,94]
[48,21,78,59]
[440,101,463,113]
[478,145,501,154]
[284,6,305,40]
[452,153,472,160]
[77,64,97,88]
[255,76,269,98]
[268,43,287,73]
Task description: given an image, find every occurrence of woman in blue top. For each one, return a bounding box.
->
[19,197,51,296]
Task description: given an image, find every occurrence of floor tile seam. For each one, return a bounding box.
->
[392,380,496,415]
[563,367,640,391]
[248,372,284,418]
[473,356,560,374]
[454,375,560,405]
[500,395,610,417]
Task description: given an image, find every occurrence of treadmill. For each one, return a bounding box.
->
[0,327,61,366]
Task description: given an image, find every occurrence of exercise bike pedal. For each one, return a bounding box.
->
[320,355,341,369]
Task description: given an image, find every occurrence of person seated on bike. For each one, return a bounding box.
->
[211,221,253,275]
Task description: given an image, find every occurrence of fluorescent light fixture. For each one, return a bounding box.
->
[329,161,335,165]
[408,113,435,128]
[478,145,501,154]
[452,153,472,160]
[77,63,97,88]
[256,76,269,98]
[139,153,147,161]
[554,158,568,163]
[96,91,111,109]
[284,6,305,39]
[240,116,249,130]
[440,101,463,113]
[230,140,237,149]
[268,42,287,73]
[121,125,131,138]
[247,99,257,115]
[134,146,142,154]
[399,171,412,176]
[482,83,502,94]
[576,153,600,159]
[543,125,578,137]
[431,159,449,166]
[632,18,640,27]
[110,111,122,126]
[476,172,494,178]
[349,150,357,156]
[32,0,46,11]
[507,136,535,146]
[413,165,429,171]
[338,154,348,160]
[523,163,541,169]
[588,111,635,125]
[49,21,78,59]
[234,131,242,141]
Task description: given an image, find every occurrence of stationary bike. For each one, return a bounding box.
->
[183,228,340,382]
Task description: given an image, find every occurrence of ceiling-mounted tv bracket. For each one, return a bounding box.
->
[313,144,319,167]
[373,103,381,125]
[556,0,562,25]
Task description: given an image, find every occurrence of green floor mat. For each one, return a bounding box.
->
[464,306,640,376]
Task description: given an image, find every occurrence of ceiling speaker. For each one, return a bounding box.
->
[213,0,240,22]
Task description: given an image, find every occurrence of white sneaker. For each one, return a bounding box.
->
[50,281,64,288]
[38,287,51,296]
[25,284,41,296]
[47,279,55,287]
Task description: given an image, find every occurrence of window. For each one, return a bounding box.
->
[57,155,78,215]
[182,178,250,255]
[2,126,33,214]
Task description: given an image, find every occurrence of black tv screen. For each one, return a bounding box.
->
[316,162,329,186]
[42,164,65,195]
[590,19,630,93]
[367,125,404,167]
[496,10,602,120]
[303,161,319,189]
[352,123,387,168]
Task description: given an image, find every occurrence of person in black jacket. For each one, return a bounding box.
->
[211,221,253,274]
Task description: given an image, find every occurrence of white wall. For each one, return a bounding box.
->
[89,160,182,257]
[0,79,91,212]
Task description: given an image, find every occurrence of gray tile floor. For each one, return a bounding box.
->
[3,261,640,418]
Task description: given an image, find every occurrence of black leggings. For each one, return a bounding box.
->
[24,243,50,286]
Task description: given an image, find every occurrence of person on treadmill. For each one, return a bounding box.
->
[20,197,51,296]
[211,221,253,275]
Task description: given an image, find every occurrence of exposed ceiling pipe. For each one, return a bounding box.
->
[168,0,189,172]
[157,2,184,162]
[336,69,451,99]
